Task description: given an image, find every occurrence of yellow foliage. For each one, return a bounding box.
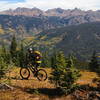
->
[8,28,15,33]
[0,25,4,34]
[26,36,35,41]
[40,35,47,40]
[51,37,62,43]
[0,28,4,34]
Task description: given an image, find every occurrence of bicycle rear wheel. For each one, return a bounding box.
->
[36,69,47,81]
[20,67,30,79]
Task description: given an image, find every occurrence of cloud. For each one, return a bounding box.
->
[0,0,100,11]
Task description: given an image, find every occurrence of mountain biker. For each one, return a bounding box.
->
[27,47,42,70]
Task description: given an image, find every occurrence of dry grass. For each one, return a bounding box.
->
[0,67,100,100]
[77,70,99,85]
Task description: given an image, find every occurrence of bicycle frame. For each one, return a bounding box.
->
[27,65,37,75]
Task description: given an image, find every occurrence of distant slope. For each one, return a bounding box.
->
[35,22,100,60]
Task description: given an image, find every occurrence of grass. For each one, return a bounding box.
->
[77,70,99,86]
[0,67,100,100]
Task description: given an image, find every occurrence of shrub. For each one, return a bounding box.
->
[58,67,81,93]
[89,51,100,73]
[0,56,8,79]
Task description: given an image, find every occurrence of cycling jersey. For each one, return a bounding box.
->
[28,50,42,65]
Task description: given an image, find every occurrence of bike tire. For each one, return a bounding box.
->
[36,69,47,81]
[20,67,30,80]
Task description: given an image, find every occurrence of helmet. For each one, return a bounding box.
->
[28,48,33,52]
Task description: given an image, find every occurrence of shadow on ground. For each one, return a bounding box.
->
[25,88,64,97]
[12,83,100,99]
[12,85,65,98]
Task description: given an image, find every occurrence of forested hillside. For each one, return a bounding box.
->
[34,22,100,61]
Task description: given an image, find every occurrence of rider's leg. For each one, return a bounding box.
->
[33,63,39,77]
[35,63,40,70]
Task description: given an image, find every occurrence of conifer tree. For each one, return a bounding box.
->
[10,35,17,62]
[18,42,26,67]
[66,55,77,68]
[42,51,50,67]
[50,52,80,94]
[1,42,7,58]
[2,42,6,55]
[89,51,99,72]
[0,56,8,79]
[50,51,67,86]
[59,55,81,93]
[1,41,10,63]
[51,51,67,68]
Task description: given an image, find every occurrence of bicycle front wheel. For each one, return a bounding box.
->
[36,69,47,81]
[20,67,30,80]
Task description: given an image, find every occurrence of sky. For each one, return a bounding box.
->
[0,0,100,11]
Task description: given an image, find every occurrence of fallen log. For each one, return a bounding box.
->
[0,83,14,90]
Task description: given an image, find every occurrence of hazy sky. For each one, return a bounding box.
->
[0,0,100,11]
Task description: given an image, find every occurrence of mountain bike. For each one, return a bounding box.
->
[20,64,47,81]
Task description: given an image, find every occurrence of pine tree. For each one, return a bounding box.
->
[50,51,67,86]
[2,42,6,55]
[51,51,67,68]
[10,35,17,62]
[18,42,26,67]
[50,52,80,94]
[1,42,7,59]
[1,41,10,64]
[59,56,81,93]
[42,51,50,67]
[66,55,77,68]
[51,51,57,69]
[89,51,99,72]
[0,56,8,79]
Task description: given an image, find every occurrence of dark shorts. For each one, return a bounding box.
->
[32,62,40,67]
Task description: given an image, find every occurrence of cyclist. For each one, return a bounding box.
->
[27,47,42,70]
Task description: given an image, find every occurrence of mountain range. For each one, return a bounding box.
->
[1,7,100,18]
[0,7,100,34]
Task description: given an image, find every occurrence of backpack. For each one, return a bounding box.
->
[34,51,42,63]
